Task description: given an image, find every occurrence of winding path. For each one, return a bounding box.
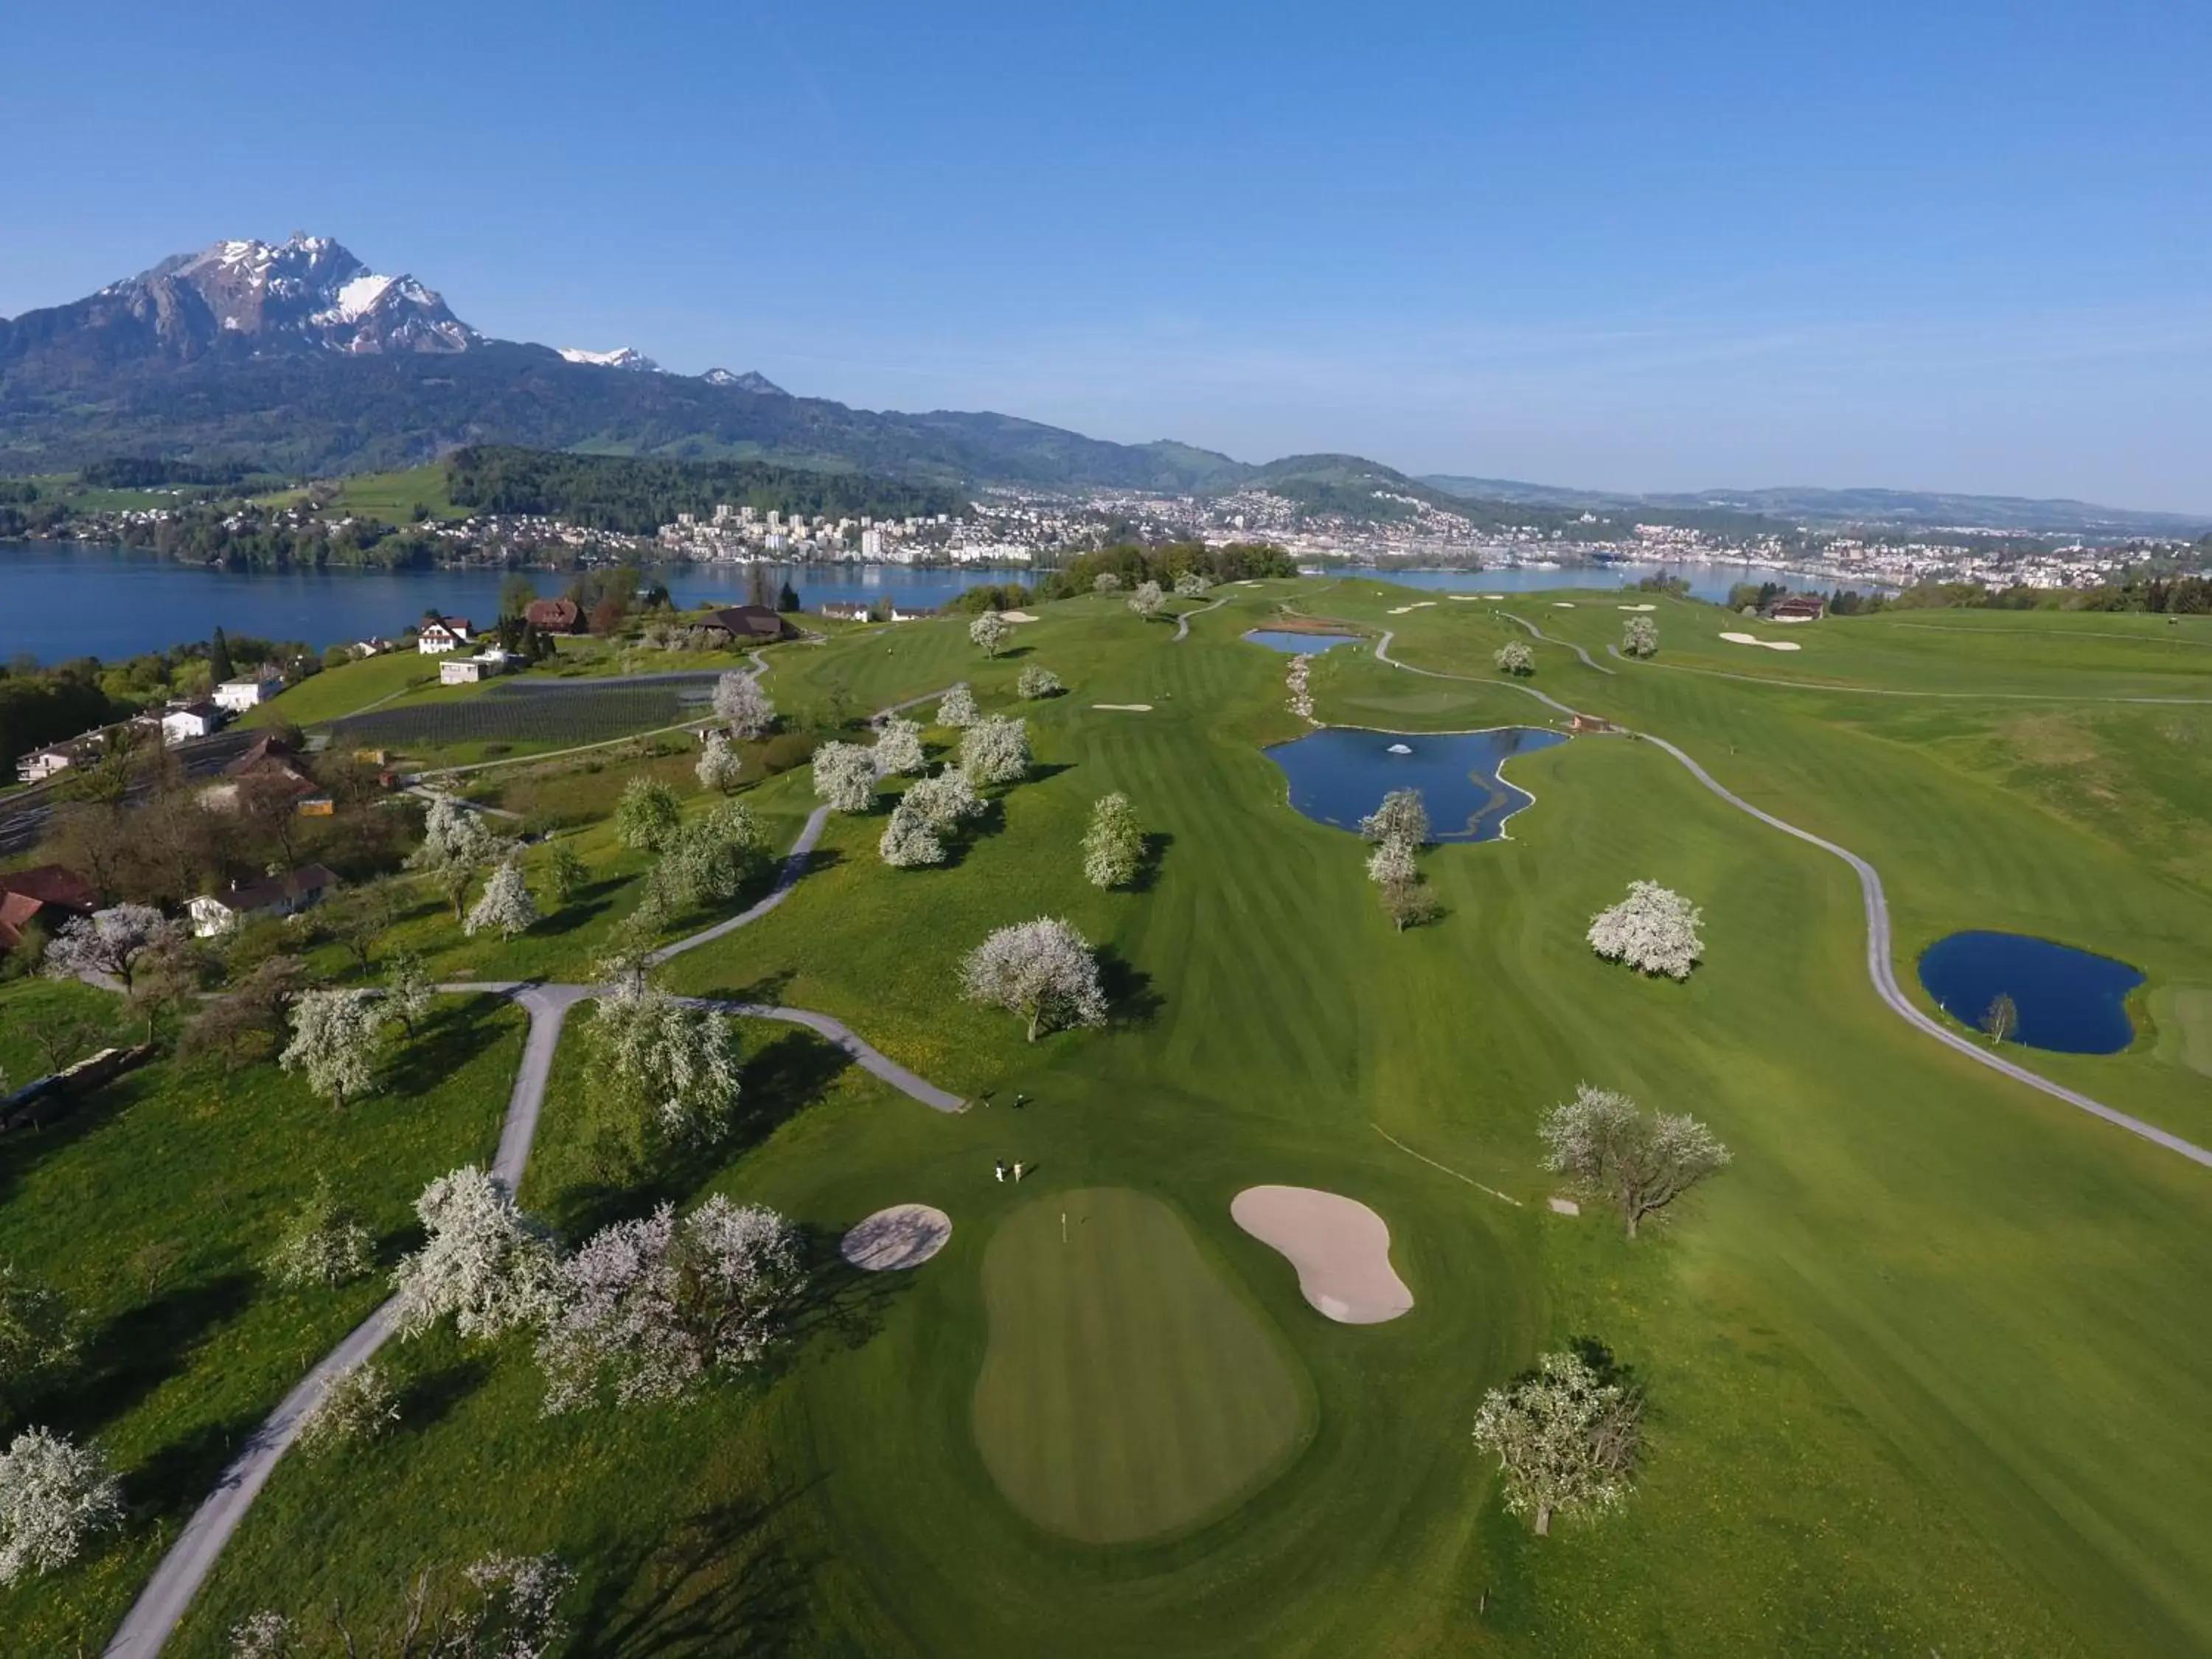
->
[103,743,961,1658]
[1175,594,1228,641]
[1499,611,1615,675]
[1371,630,2212,1171]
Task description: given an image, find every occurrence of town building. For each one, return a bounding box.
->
[187,865,339,938]
[161,703,225,745]
[417,617,475,654]
[213,668,285,712]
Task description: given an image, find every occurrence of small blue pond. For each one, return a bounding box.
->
[1245,629,1363,654]
[1917,931,2144,1054]
[1265,726,1568,842]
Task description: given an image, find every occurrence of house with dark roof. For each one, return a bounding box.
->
[417,617,476,655]
[0,866,97,957]
[698,605,792,644]
[186,864,339,937]
[199,734,319,812]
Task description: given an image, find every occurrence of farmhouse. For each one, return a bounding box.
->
[16,743,83,784]
[213,669,285,713]
[187,864,338,938]
[200,734,318,812]
[1766,594,1827,623]
[888,602,934,622]
[417,617,476,654]
[0,865,96,958]
[699,605,793,645]
[819,600,872,623]
[524,597,583,633]
[161,702,225,745]
[439,645,517,686]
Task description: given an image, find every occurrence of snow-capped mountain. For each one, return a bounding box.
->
[703,367,787,394]
[558,346,660,372]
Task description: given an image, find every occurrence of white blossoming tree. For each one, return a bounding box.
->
[392,1166,560,1342]
[298,1360,399,1455]
[1623,615,1659,658]
[0,1267,77,1412]
[536,1195,804,1414]
[904,768,986,830]
[465,859,539,939]
[695,728,745,795]
[1174,568,1213,598]
[279,990,386,1110]
[614,776,683,852]
[961,917,1109,1041]
[658,800,768,908]
[872,715,926,776]
[232,1553,574,1659]
[383,949,432,1036]
[1494,639,1535,675]
[266,1177,376,1290]
[1587,880,1704,979]
[969,611,1013,658]
[878,799,946,868]
[1539,1085,1731,1238]
[1366,836,1419,889]
[1471,1349,1644,1536]
[0,1427,124,1585]
[712,670,776,739]
[1127,580,1165,619]
[1016,664,1062,699]
[960,715,1030,785]
[408,797,494,919]
[1092,571,1123,594]
[936,683,981,728]
[42,903,181,993]
[589,980,742,1144]
[1082,793,1143,888]
[1358,787,1430,846]
[811,741,880,814]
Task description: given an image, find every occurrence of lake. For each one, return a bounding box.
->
[1265,726,1569,843]
[1917,931,2145,1054]
[0,541,1023,664]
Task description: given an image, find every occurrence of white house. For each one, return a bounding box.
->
[417,617,476,655]
[213,669,283,713]
[187,864,338,938]
[16,745,79,784]
[438,645,515,686]
[161,703,224,745]
[888,602,934,622]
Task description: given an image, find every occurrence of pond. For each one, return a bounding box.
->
[1265,726,1568,842]
[1244,629,1363,654]
[1916,931,2145,1054]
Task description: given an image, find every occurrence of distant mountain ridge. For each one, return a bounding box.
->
[1,234,2201,535]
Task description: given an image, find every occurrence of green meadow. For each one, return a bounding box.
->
[10,579,2208,1655]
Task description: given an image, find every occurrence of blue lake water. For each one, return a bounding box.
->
[0,540,1021,664]
[1243,629,1363,654]
[1917,931,2144,1054]
[1266,726,1569,842]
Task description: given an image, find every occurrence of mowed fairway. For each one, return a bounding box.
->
[973,1188,1313,1544]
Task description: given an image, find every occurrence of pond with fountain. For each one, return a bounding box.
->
[1265,726,1568,843]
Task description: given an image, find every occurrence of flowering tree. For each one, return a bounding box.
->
[465,859,539,939]
[391,1166,560,1341]
[589,980,742,1144]
[1539,1084,1731,1237]
[1358,788,1430,846]
[903,768,986,830]
[872,715,926,776]
[1380,877,1442,931]
[960,715,1031,785]
[1587,880,1704,979]
[383,949,432,1036]
[1016,664,1062,699]
[1471,1349,1643,1536]
[1494,640,1535,676]
[42,904,180,993]
[297,1360,398,1455]
[1622,615,1659,658]
[695,729,745,794]
[0,1267,76,1411]
[879,799,946,868]
[1174,569,1213,598]
[961,917,1108,1041]
[615,777,683,852]
[1284,654,1315,721]
[266,1177,375,1289]
[0,1428,123,1585]
[936,683,981,728]
[542,841,590,911]
[1127,580,1165,619]
[968,611,1013,658]
[537,1195,804,1413]
[408,796,494,918]
[1366,836,1419,889]
[811,741,880,813]
[232,1553,574,1659]
[279,990,386,1110]
[1082,793,1143,888]
[712,670,776,739]
[1092,571,1123,594]
[658,800,768,908]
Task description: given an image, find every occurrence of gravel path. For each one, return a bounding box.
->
[1499,611,1615,675]
[1174,595,1228,640]
[1371,630,2212,1170]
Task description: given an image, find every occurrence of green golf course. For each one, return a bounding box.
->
[11,576,2205,1658]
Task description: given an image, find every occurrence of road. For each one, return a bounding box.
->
[0,729,261,856]
[1371,629,2212,1171]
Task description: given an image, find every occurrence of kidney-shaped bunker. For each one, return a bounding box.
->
[1232,1185,1413,1324]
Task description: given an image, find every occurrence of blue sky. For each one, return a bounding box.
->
[4,1,2208,509]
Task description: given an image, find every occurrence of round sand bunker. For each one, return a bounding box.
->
[841,1204,953,1271]
[1231,1186,1413,1324]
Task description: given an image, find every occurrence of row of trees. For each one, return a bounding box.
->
[1035,540,1295,599]
[1360,790,1441,931]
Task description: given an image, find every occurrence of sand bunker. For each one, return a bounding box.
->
[998,610,1040,622]
[1231,1186,1413,1324]
[1447,594,1482,602]
[1384,602,1438,614]
[841,1205,952,1271]
[1481,593,1506,599]
[1719,632,1804,653]
[1092,702,1153,712]
[1551,601,1577,608]
[1618,603,1656,612]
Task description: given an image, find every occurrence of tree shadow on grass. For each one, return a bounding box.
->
[782,1223,913,1357]
[0,1065,147,1208]
[381,994,509,1102]
[1095,945,1163,1030]
[127,1407,268,1519]
[572,1485,824,1659]
[706,967,799,1009]
[1025,761,1076,785]
[392,1349,495,1438]
[531,895,618,939]
[71,1270,258,1445]
[1127,830,1175,893]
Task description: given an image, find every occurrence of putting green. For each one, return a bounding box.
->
[2152,985,2212,1077]
[972,1187,1314,1545]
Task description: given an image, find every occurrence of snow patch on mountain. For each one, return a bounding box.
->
[702,368,787,394]
[559,346,660,372]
